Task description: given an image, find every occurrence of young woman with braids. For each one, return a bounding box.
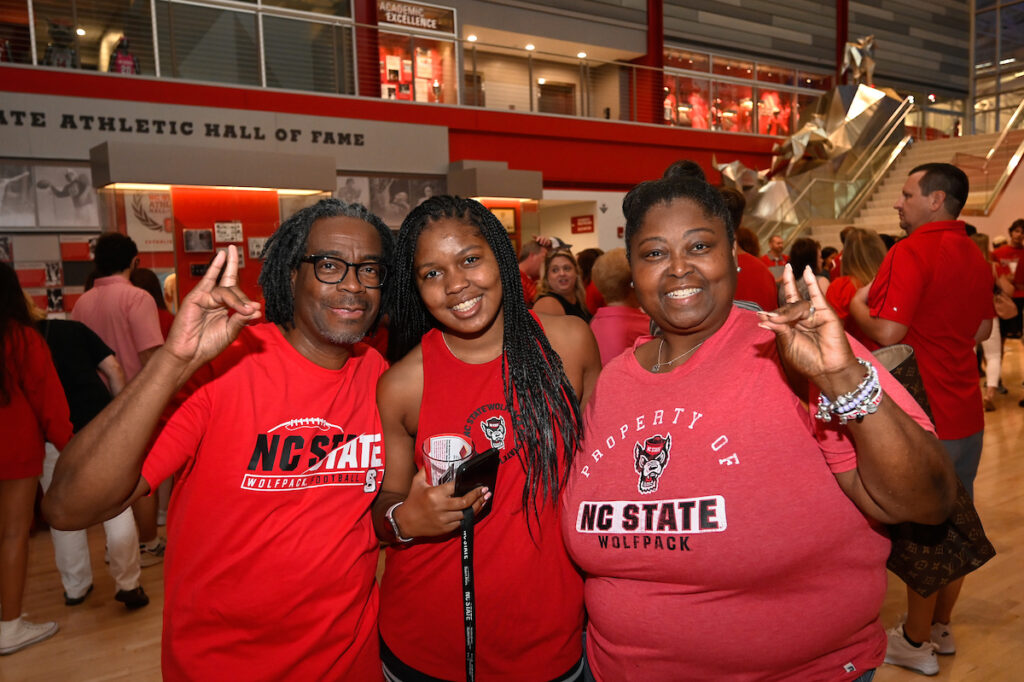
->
[372,196,601,681]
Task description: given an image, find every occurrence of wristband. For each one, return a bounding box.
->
[385,502,414,543]
[814,358,883,425]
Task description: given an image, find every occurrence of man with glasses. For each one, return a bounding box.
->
[44,199,394,680]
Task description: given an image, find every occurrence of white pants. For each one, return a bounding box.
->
[41,443,141,597]
[981,316,1001,389]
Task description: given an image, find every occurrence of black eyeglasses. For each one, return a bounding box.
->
[300,255,386,288]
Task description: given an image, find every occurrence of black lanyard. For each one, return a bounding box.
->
[461,507,476,682]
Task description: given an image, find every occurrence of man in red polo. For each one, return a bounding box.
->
[850,162,994,677]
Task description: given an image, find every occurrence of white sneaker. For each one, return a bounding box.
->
[930,621,956,655]
[140,537,166,568]
[0,617,59,655]
[885,624,939,676]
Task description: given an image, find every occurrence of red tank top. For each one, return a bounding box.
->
[379,326,584,681]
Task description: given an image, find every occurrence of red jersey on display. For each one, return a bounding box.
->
[562,308,934,681]
[379,327,584,681]
[992,243,1024,297]
[868,220,994,439]
[141,323,386,681]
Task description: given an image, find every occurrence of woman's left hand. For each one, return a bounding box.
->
[757,264,860,394]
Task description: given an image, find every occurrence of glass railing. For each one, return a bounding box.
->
[753,93,915,249]
[0,0,831,133]
[954,99,1024,215]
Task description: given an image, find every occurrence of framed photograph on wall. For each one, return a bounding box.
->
[491,208,516,233]
[183,229,214,253]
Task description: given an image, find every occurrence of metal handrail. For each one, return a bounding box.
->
[982,136,1024,216]
[839,134,914,220]
[846,97,915,182]
[984,99,1024,163]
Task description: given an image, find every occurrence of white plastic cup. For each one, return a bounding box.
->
[422,434,474,486]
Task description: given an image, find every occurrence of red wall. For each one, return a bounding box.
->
[170,187,280,300]
[0,66,777,189]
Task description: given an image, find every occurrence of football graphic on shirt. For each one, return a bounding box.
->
[635,434,671,494]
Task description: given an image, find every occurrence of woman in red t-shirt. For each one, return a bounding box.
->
[0,263,72,655]
[371,196,601,681]
[825,227,888,352]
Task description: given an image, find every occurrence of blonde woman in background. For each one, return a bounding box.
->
[534,250,591,321]
[826,228,888,351]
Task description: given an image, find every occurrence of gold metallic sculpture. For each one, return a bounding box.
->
[841,35,876,87]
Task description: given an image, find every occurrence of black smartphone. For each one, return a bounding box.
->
[454,447,499,522]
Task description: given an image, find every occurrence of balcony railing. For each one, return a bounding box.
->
[1,0,829,133]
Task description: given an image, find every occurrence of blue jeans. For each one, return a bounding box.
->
[941,430,984,499]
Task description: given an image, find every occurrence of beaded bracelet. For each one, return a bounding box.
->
[814,358,883,425]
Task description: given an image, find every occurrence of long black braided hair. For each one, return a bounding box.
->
[1,261,34,404]
[257,198,394,331]
[387,196,583,518]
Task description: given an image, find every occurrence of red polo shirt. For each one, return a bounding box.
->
[761,252,789,267]
[868,220,994,440]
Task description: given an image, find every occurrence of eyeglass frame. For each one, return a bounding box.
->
[299,255,387,289]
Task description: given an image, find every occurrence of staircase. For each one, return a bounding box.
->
[851,130,1024,234]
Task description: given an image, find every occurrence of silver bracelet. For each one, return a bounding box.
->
[385,502,414,543]
[814,358,883,425]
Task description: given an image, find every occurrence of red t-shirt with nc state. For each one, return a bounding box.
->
[868,220,994,439]
[142,323,386,681]
[562,308,933,681]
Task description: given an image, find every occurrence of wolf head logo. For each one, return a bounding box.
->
[634,434,671,494]
[480,415,507,450]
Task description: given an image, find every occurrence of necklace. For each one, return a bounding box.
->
[651,338,705,373]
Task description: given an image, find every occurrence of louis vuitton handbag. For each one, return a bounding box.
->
[872,344,997,597]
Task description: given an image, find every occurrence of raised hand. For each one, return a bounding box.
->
[395,468,490,538]
[756,264,860,396]
[163,246,262,375]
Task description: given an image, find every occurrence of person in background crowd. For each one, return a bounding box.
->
[825,228,888,351]
[131,268,174,340]
[130,267,177,525]
[576,248,605,315]
[831,226,855,281]
[588,248,651,365]
[517,239,549,305]
[850,163,994,676]
[761,234,789,267]
[534,250,592,321]
[969,232,1012,412]
[25,295,147,611]
[821,246,839,279]
[0,263,72,655]
[722,187,777,311]
[778,237,829,304]
[72,234,165,569]
[44,199,394,679]
[162,273,177,314]
[374,196,599,680]
[991,219,1024,407]
[562,173,956,681]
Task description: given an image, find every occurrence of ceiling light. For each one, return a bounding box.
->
[76,28,85,36]
[466,34,477,42]
[525,43,535,51]
[577,51,587,59]
[538,78,546,84]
